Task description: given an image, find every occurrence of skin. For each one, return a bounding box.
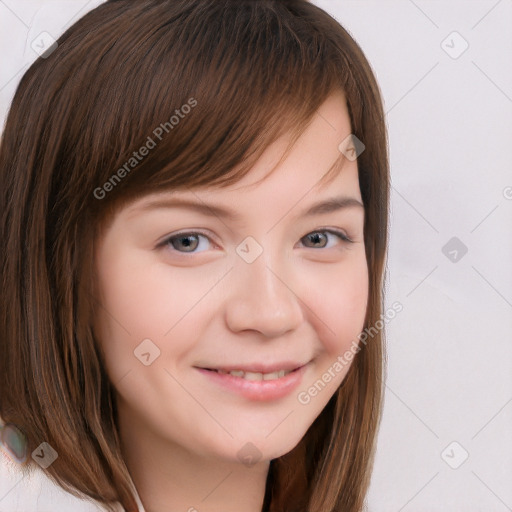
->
[93,89,368,512]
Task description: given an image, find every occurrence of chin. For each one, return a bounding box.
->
[243,431,306,463]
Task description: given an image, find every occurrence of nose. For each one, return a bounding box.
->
[224,251,304,338]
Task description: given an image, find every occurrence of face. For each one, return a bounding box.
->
[93,90,368,464]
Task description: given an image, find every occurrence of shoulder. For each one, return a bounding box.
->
[0,419,123,512]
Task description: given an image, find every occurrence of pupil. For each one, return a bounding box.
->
[174,235,198,251]
[308,233,326,247]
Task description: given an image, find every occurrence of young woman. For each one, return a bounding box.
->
[0,1,389,511]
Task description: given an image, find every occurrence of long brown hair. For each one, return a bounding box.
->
[0,1,389,510]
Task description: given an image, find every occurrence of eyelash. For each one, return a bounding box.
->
[158,229,354,254]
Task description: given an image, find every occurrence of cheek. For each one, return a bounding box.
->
[94,253,166,337]
[93,248,227,375]
[304,255,369,355]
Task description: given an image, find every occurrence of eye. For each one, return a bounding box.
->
[158,228,353,255]
[300,229,353,249]
[161,231,214,253]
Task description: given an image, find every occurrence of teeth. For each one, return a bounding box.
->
[243,371,262,381]
[216,369,292,380]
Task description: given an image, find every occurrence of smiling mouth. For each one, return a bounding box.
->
[204,368,299,381]
[196,363,309,401]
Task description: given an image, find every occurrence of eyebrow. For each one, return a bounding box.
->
[132,195,364,220]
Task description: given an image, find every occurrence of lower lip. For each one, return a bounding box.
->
[196,365,308,401]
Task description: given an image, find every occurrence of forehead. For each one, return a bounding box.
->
[124,89,360,219]
[230,89,353,188]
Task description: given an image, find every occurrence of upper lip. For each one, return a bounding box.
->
[197,361,308,373]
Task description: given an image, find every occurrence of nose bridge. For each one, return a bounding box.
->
[246,247,287,300]
[224,241,303,336]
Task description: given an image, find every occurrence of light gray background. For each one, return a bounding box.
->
[1,1,511,511]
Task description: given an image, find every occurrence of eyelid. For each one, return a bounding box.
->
[316,228,353,243]
[156,229,217,248]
